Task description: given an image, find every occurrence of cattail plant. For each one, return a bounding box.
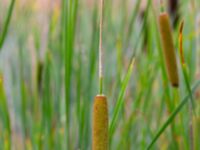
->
[92,0,108,149]
[158,10,179,87]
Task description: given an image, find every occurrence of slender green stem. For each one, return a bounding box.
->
[109,58,135,142]
[182,65,196,115]
[99,76,103,95]
[179,21,196,114]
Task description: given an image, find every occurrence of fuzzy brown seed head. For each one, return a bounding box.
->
[92,95,108,150]
[158,12,179,87]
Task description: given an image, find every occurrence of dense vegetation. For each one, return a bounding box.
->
[0,0,200,149]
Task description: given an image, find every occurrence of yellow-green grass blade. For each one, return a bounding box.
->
[146,80,200,150]
[0,0,15,50]
[109,58,135,142]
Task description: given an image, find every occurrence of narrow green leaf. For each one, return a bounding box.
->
[109,58,135,140]
[146,80,200,150]
[0,0,16,50]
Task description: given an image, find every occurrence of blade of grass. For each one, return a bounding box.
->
[146,80,200,150]
[0,0,15,50]
[109,58,135,142]
[44,52,54,149]
[179,21,196,114]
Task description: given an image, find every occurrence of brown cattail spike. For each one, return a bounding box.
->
[92,95,108,150]
[158,12,179,87]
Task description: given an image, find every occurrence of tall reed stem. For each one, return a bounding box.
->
[92,0,108,149]
[99,0,104,95]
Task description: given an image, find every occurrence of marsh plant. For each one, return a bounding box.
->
[0,0,200,150]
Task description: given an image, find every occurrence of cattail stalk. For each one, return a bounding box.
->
[92,95,108,150]
[99,0,104,94]
[158,12,179,87]
[92,0,108,149]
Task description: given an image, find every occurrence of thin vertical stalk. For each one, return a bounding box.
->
[92,0,109,149]
[179,21,196,114]
[99,0,104,95]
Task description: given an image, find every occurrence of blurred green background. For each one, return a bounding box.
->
[0,0,200,149]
